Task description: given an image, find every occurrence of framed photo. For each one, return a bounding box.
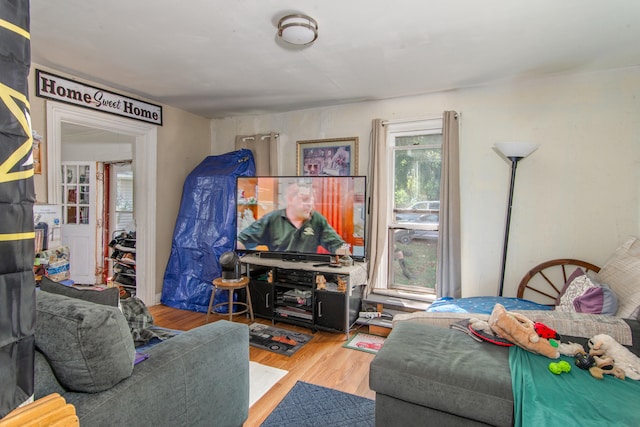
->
[296,137,359,176]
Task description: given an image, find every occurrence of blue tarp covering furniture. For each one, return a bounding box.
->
[161,150,255,312]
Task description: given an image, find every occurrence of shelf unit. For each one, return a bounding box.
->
[242,255,367,338]
[109,231,136,296]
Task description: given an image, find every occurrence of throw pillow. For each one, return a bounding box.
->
[556,275,618,315]
[35,291,135,393]
[555,267,585,305]
[557,274,596,312]
[39,276,120,307]
[572,281,618,316]
[595,236,640,318]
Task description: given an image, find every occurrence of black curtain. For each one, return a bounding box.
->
[0,0,36,417]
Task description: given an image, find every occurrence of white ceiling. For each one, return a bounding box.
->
[30,0,640,120]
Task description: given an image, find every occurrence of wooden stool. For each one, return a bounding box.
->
[206,276,254,323]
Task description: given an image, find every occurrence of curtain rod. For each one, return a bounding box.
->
[241,133,279,142]
[382,112,459,126]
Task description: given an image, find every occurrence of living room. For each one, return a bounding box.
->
[3,1,640,425]
[28,60,640,305]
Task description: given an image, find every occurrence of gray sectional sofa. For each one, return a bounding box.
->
[370,321,513,426]
[370,317,640,426]
[34,290,249,427]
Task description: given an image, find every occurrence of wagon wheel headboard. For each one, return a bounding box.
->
[516,258,601,305]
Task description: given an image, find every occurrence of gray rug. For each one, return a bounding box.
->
[260,381,375,427]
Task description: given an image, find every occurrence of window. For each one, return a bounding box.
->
[61,163,92,224]
[114,166,134,232]
[387,119,443,294]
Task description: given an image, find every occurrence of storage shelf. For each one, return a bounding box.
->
[243,257,368,338]
[109,231,136,297]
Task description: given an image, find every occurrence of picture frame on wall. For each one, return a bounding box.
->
[296,137,359,176]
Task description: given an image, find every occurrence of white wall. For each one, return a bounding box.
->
[62,142,133,162]
[211,67,640,298]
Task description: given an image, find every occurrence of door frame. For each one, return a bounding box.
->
[46,101,158,305]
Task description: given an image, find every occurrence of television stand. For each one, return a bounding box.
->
[241,256,368,339]
[258,251,331,263]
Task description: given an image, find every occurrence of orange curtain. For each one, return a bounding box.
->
[314,178,355,253]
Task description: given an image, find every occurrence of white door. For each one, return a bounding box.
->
[60,162,97,284]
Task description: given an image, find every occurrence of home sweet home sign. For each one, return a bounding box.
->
[36,69,163,125]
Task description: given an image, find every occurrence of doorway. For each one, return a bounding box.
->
[46,101,158,305]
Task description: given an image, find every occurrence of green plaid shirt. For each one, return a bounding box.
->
[237,209,345,254]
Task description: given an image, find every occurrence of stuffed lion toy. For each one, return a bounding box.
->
[488,303,560,359]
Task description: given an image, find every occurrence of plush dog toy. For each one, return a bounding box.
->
[558,340,626,380]
[488,303,560,359]
[588,334,640,380]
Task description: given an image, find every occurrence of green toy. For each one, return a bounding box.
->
[548,360,571,375]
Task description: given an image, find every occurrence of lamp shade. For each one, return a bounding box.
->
[494,141,539,159]
[277,14,318,45]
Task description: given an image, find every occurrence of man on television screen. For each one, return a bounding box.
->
[236,183,347,255]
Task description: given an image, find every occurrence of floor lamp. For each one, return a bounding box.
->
[494,142,539,297]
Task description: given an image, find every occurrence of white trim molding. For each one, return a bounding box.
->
[46,101,158,305]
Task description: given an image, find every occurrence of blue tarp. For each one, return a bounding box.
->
[161,149,255,312]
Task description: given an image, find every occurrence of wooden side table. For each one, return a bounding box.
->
[206,276,254,323]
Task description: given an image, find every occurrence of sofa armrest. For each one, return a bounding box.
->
[392,311,489,328]
[60,320,249,427]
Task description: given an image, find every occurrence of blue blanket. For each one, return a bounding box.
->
[428,296,552,314]
[509,346,640,426]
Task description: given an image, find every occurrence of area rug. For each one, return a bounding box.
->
[260,381,375,427]
[343,332,386,354]
[250,361,288,407]
[249,323,313,356]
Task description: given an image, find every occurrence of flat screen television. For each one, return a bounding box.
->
[235,176,367,262]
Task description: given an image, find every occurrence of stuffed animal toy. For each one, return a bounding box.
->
[534,322,560,340]
[557,341,625,380]
[588,334,640,380]
[488,303,560,359]
[469,317,494,335]
[315,274,327,290]
[558,342,584,357]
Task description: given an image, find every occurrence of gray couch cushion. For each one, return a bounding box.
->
[34,349,65,397]
[370,321,513,426]
[36,291,135,393]
[39,276,120,307]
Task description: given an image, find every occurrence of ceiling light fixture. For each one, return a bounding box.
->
[277,14,318,45]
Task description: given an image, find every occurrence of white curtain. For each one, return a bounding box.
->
[366,119,389,293]
[235,132,279,175]
[437,111,461,298]
[365,113,461,298]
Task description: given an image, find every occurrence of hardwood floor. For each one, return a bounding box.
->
[148,304,377,427]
